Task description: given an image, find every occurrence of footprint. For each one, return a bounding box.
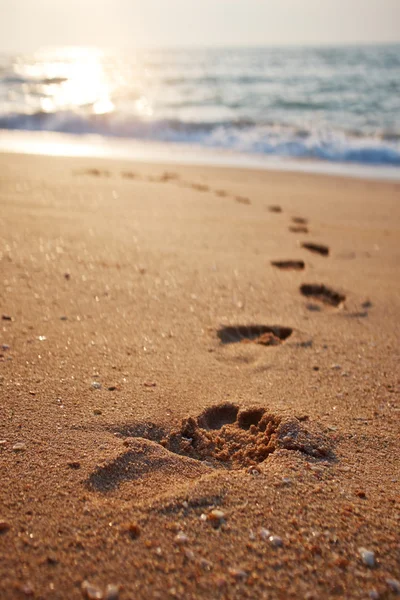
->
[121,171,137,179]
[166,405,334,468]
[76,168,111,177]
[189,183,209,192]
[268,205,282,213]
[271,260,305,271]
[290,226,309,234]
[215,189,228,197]
[292,217,308,225]
[300,284,346,307]
[217,325,293,346]
[301,242,329,256]
[235,195,251,205]
[88,406,334,490]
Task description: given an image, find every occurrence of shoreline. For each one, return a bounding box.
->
[1,128,400,182]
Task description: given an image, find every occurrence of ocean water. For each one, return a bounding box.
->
[1,45,400,167]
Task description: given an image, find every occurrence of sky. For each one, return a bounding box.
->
[1,0,400,53]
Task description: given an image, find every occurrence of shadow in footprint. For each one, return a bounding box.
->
[268,205,282,213]
[271,260,305,271]
[217,325,293,346]
[292,217,308,225]
[301,242,329,256]
[87,438,208,493]
[300,284,345,307]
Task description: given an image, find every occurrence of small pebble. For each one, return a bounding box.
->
[331,364,341,370]
[207,509,226,527]
[0,520,10,533]
[104,584,120,600]
[1,344,10,351]
[228,568,247,580]
[359,547,376,568]
[174,531,189,545]
[0,440,7,446]
[269,535,283,548]
[91,382,102,390]
[124,522,140,539]
[143,381,156,387]
[13,442,26,452]
[60,316,68,321]
[81,581,103,600]
[108,386,117,391]
[259,528,271,540]
[93,409,102,415]
[1,315,12,321]
[386,579,400,594]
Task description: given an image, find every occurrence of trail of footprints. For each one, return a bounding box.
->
[77,166,370,495]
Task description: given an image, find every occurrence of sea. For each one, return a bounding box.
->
[1,44,400,174]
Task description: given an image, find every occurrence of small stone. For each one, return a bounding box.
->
[104,584,120,600]
[123,522,141,539]
[207,509,226,527]
[143,381,156,387]
[259,528,271,540]
[174,531,189,545]
[359,547,376,568]
[60,316,68,321]
[93,409,102,415]
[269,535,283,548]
[1,315,12,321]
[1,344,10,351]
[386,579,400,594]
[0,520,11,533]
[331,364,341,370]
[91,382,102,390]
[108,386,117,391]
[37,336,47,341]
[228,568,247,580]
[81,581,103,599]
[13,442,26,452]
[369,591,379,600]
[184,549,195,561]
[21,584,34,597]
[0,440,7,446]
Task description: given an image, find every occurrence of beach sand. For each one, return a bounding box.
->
[0,152,399,599]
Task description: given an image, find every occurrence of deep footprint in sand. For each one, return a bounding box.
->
[268,205,282,213]
[271,260,305,271]
[302,242,330,256]
[217,325,293,346]
[300,283,346,307]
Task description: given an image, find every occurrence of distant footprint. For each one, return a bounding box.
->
[301,242,329,256]
[292,217,308,225]
[76,168,111,177]
[268,205,282,213]
[215,189,228,197]
[271,260,305,271]
[217,325,293,346]
[300,284,345,307]
[121,171,137,179]
[235,195,251,205]
[289,225,309,234]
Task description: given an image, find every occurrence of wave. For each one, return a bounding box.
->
[1,110,399,167]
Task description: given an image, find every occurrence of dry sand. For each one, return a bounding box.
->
[0,152,399,599]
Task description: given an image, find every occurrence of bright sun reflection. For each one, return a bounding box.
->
[16,47,117,116]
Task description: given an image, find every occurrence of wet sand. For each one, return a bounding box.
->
[0,152,399,599]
